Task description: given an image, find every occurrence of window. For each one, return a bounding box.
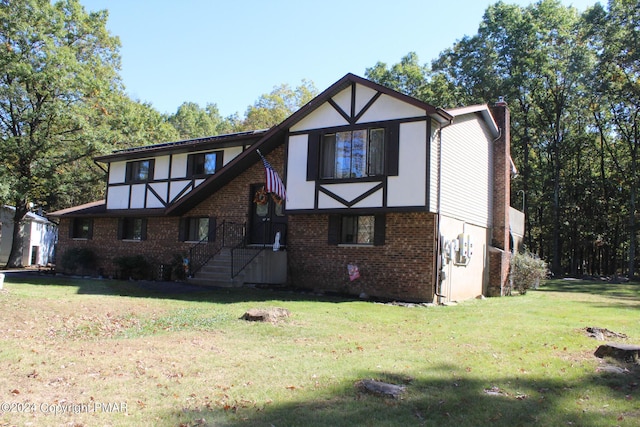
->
[126,159,154,182]
[70,218,93,239]
[188,151,223,176]
[328,214,386,246]
[180,217,213,242]
[321,128,385,179]
[341,215,374,244]
[118,218,147,240]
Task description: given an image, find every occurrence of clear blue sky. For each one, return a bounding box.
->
[79,0,599,118]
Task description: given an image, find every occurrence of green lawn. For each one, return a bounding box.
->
[0,274,638,426]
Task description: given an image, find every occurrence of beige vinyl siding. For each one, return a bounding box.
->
[439,114,493,227]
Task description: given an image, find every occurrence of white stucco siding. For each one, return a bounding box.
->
[109,162,126,184]
[154,156,170,180]
[357,94,426,124]
[171,154,188,179]
[331,87,353,115]
[290,102,349,132]
[439,114,493,227]
[285,134,315,210]
[223,146,243,165]
[106,185,130,209]
[387,121,427,207]
[130,184,146,208]
[318,182,383,209]
[355,84,378,115]
[147,182,168,208]
[169,181,191,202]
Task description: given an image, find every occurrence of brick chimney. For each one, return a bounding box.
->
[488,98,512,296]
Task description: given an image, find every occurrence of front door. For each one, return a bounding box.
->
[249,184,287,245]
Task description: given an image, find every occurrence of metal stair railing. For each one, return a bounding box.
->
[231,222,287,279]
[188,220,244,277]
[231,233,264,279]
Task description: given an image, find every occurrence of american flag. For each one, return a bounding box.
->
[258,150,286,200]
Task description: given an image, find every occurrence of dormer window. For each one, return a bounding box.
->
[321,128,385,179]
[126,159,154,182]
[188,151,223,177]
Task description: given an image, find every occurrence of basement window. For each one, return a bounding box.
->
[117,218,147,241]
[179,217,215,242]
[328,214,386,246]
[70,218,93,239]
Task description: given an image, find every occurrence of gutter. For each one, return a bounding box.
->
[435,116,454,305]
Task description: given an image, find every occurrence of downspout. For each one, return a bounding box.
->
[435,116,453,305]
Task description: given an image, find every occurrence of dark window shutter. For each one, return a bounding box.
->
[69,219,75,238]
[307,132,320,181]
[87,219,94,240]
[374,214,386,246]
[208,216,217,242]
[386,123,400,176]
[178,218,187,241]
[148,160,155,181]
[140,218,148,240]
[328,215,340,245]
[215,152,223,172]
[186,155,194,176]
[117,218,124,240]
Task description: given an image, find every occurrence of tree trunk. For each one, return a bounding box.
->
[6,201,28,268]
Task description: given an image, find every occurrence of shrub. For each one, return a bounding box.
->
[169,253,188,281]
[113,254,151,280]
[60,247,97,275]
[510,251,548,294]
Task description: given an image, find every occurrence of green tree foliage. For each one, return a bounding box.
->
[365,52,434,102]
[584,0,640,277]
[242,80,317,130]
[0,0,121,267]
[167,102,233,140]
[369,0,638,278]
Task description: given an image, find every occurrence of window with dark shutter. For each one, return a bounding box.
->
[188,151,223,177]
[118,217,146,240]
[179,216,216,242]
[320,128,385,179]
[125,159,155,182]
[328,214,385,246]
[70,218,93,239]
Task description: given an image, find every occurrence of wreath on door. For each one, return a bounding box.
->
[253,186,268,205]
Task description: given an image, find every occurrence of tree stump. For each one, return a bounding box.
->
[594,343,640,364]
[356,379,406,399]
[240,307,290,323]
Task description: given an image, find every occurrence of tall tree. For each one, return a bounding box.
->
[366,52,433,102]
[242,80,317,130]
[585,0,640,277]
[167,102,233,139]
[0,0,121,267]
[429,1,592,275]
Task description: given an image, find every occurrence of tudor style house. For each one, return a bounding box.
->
[49,73,522,302]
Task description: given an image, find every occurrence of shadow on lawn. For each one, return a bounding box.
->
[1,270,357,304]
[536,278,640,310]
[175,364,640,427]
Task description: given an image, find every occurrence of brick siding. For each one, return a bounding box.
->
[55,146,287,279]
[287,212,437,302]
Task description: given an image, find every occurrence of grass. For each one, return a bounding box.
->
[0,274,638,426]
